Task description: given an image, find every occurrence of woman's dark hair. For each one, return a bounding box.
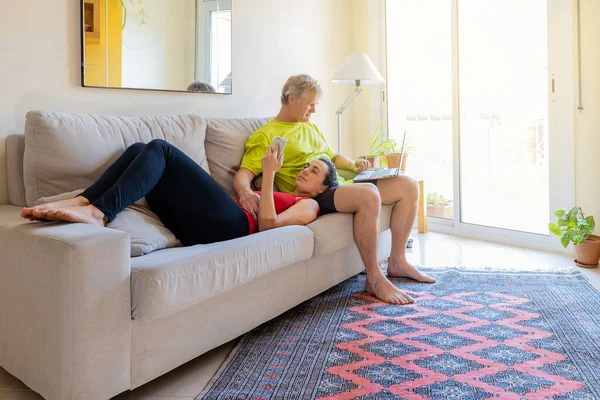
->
[318,157,339,189]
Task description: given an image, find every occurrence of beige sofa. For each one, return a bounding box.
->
[0,111,392,400]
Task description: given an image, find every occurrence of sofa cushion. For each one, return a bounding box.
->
[7,134,27,207]
[204,117,270,197]
[130,225,314,321]
[306,205,394,256]
[35,189,181,256]
[23,111,209,207]
[107,208,181,256]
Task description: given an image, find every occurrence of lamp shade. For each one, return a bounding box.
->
[331,53,385,85]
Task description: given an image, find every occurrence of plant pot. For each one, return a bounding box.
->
[385,154,408,171]
[427,204,453,219]
[573,234,600,268]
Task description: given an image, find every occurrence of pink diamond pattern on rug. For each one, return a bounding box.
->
[318,290,586,399]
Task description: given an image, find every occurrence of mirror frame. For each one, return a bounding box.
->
[80,0,232,95]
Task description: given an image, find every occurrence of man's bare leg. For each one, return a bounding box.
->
[334,183,414,305]
[21,196,90,221]
[377,176,435,283]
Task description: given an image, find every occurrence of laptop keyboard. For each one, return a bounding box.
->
[367,168,397,179]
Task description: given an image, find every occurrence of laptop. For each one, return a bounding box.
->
[353,130,407,182]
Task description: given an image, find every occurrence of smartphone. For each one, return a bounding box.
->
[271,136,287,158]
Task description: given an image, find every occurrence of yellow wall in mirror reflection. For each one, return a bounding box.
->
[84,0,122,87]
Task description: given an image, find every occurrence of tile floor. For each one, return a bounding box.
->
[2,231,599,400]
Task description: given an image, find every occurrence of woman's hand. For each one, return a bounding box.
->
[261,145,284,175]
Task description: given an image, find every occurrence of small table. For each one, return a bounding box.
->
[417,180,427,233]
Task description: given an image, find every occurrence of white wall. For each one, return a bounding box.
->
[0,0,352,205]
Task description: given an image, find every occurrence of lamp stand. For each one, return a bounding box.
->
[335,80,362,154]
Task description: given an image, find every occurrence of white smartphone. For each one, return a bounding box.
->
[271,136,287,158]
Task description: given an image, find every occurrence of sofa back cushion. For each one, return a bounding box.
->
[23,111,209,207]
[204,117,270,197]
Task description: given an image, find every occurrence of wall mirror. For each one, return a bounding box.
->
[81,0,232,94]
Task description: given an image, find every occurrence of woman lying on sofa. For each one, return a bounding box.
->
[20,139,338,246]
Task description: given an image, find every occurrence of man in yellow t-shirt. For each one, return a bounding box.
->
[234,74,435,305]
[239,120,344,194]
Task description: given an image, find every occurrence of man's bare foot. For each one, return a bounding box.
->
[366,276,414,305]
[387,258,436,283]
[43,205,106,226]
[21,196,89,221]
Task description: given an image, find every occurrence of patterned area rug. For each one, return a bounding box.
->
[198,269,600,399]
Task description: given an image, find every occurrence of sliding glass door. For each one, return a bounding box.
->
[458,0,548,234]
[385,0,574,248]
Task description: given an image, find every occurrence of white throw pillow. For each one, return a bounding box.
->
[35,190,181,257]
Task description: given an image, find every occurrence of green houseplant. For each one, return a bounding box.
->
[359,123,385,168]
[359,126,415,171]
[380,136,417,171]
[426,192,453,219]
[549,207,600,268]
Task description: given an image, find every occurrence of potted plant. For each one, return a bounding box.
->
[379,138,404,170]
[358,123,385,168]
[359,126,416,171]
[549,207,600,268]
[426,192,453,218]
[379,134,416,171]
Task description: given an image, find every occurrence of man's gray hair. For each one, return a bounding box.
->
[281,74,322,105]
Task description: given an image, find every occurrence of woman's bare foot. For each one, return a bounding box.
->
[387,258,436,283]
[366,276,414,305]
[21,196,89,221]
[43,205,106,226]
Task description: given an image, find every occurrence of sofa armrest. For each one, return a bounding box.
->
[0,205,132,400]
[338,168,358,181]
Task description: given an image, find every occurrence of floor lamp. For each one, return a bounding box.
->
[331,53,385,154]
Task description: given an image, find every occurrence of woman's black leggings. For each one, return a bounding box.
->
[80,139,250,246]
